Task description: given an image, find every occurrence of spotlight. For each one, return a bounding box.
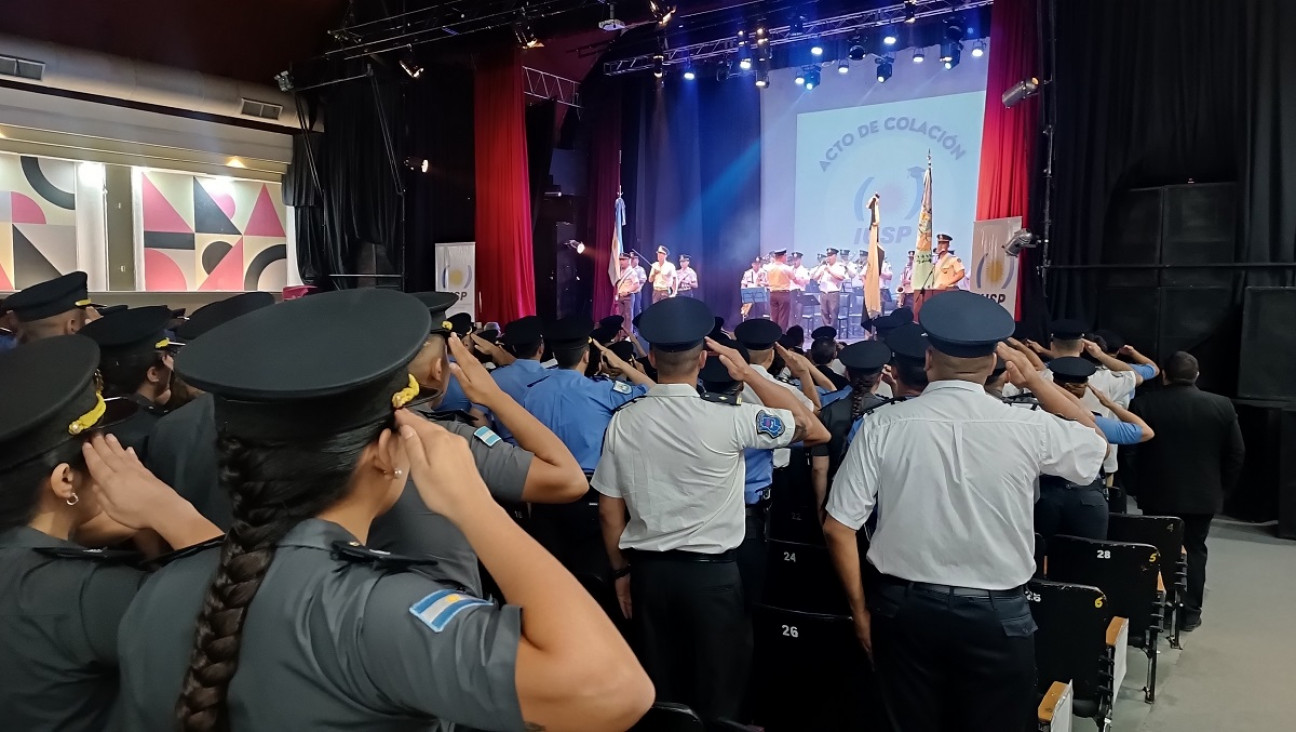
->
[755,66,770,88]
[804,67,821,90]
[790,15,805,35]
[398,53,424,80]
[274,70,293,92]
[1002,77,1041,108]
[913,48,925,63]
[811,39,824,56]
[652,54,665,79]
[838,58,850,74]
[971,40,986,58]
[944,46,961,69]
[940,40,962,63]
[945,22,965,42]
[848,38,867,61]
[883,28,898,46]
[794,67,806,85]
[514,22,544,49]
[403,157,429,173]
[756,25,768,45]
[683,62,696,81]
[1005,229,1038,257]
[904,0,917,24]
[876,57,894,83]
[716,58,733,81]
[738,43,753,71]
[648,1,675,26]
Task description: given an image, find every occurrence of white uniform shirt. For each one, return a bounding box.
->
[1003,366,1136,473]
[749,364,814,468]
[815,262,849,293]
[791,265,810,291]
[827,380,1107,589]
[650,261,677,292]
[741,268,768,289]
[593,383,796,553]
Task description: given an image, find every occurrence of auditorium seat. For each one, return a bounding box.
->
[767,448,821,546]
[1045,535,1164,702]
[1028,579,1117,728]
[631,702,705,732]
[763,538,850,615]
[1036,681,1075,732]
[1106,513,1187,648]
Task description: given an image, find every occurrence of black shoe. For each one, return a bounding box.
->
[1180,616,1202,632]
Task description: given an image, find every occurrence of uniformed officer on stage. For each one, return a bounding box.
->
[2,271,95,344]
[114,289,652,731]
[810,340,892,514]
[78,305,178,459]
[824,291,1108,732]
[0,336,219,731]
[595,296,829,722]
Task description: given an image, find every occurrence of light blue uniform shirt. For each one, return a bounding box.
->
[522,370,647,472]
[743,448,774,504]
[490,360,549,444]
[821,386,852,408]
[1095,415,1143,445]
[1131,363,1157,382]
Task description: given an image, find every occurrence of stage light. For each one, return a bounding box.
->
[1002,77,1040,108]
[738,44,753,71]
[811,39,824,56]
[848,37,867,61]
[514,22,544,49]
[1005,229,1038,257]
[795,67,806,85]
[904,0,917,24]
[274,70,293,92]
[717,58,733,81]
[940,40,962,64]
[404,157,429,173]
[945,22,965,42]
[755,25,768,45]
[652,54,665,79]
[838,58,850,74]
[756,66,770,88]
[399,53,424,80]
[226,157,246,169]
[876,57,894,83]
[804,67,821,90]
[912,48,925,63]
[883,30,898,46]
[944,49,960,69]
[683,63,696,81]
[790,15,805,35]
[971,40,986,58]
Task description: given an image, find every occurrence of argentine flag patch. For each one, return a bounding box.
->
[474,426,502,447]
[410,590,491,632]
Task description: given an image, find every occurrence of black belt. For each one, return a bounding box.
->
[625,548,736,563]
[879,574,1025,599]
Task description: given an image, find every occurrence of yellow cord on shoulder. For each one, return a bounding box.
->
[391,374,419,409]
[68,392,107,435]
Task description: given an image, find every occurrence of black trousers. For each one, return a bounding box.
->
[870,580,1037,732]
[1034,481,1109,545]
[631,553,751,721]
[735,509,767,612]
[1174,513,1213,621]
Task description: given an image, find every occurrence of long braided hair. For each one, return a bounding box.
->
[175,419,389,731]
[847,368,884,420]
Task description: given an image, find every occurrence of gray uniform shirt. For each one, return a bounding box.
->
[0,526,146,732]
[149,404,532,594]
[118,519,525,732]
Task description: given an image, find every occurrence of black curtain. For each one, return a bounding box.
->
[1045,0,1296,322]
[623,77,761,327]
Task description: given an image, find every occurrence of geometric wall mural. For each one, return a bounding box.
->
[139,169,288,292]
[0,152,78,290]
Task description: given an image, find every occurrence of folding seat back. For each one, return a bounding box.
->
[768,447,822,545]
[1027,579,1112,719]
[1045,535,1162,643]
[763,539,850,615]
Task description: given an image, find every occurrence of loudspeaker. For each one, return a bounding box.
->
[1160,183,1236,286]
[1280,409,1296,539]
[1158,287,1236,393]
[1238,287,1296,401]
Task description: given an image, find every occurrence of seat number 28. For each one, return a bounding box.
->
[1096,549,1112,559]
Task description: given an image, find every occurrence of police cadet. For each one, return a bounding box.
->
[4,271,95,343]
[523,316,654,474]
[0,336,219,731]
[78,305,177,459]
[373,293,588,592]
[487,315,546,443]
[438,311,486,423]
[114,289,653,732]
[810,340,892,514]
[734,318,820,416]
[823,291,1108,732]
[595,296,829,721]
[144,292,275,529]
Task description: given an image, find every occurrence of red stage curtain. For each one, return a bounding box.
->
[475,48,536,323]
[976,0,1039,319]
[588,85,623,321]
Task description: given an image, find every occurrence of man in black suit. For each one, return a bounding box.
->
[1130,352,1245,631]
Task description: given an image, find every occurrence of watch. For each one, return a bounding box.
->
[612,565,631,580]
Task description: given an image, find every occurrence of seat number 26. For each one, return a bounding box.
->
[781,625,800,638]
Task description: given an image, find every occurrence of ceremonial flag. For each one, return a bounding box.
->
[608,190,627,286]
[911,154,935,306]
[864,194,883,317]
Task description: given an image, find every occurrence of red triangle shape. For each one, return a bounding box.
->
[0,261,13,291]
[244,184,286,238]
[199,237,245,291]
[142,175,193,234]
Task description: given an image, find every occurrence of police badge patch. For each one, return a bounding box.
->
[755,410,786,438]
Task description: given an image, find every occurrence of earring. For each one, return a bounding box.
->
[394,469,404,478]
[66,493,79,507]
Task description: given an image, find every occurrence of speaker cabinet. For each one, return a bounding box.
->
[1239,287,1296,401]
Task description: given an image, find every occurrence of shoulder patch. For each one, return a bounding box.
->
[409,589,492,632]
[612,380,633,395]
[473,426,502,447]
[755,409,787,438]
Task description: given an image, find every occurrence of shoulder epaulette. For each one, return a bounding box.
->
[425,409,476,425]
[1002,394,1042,411]
[862,396,904,417]
[145,536,225,569]
[699,387,742,406]
[612,395,648,413]
[331,541,441,572]
[33,545,142,564]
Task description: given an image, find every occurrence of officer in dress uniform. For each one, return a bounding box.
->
[78,306,177,460]
[522,316,654,474]
[488,315,547,443]
[144,292,275,529]
[595,296,829,722]
[824,291,1108,732]
[115,289,652,732]
[4,271,95,344]
[810,340,892,512]
[0,336,219,732]
[1034,357,1114,543]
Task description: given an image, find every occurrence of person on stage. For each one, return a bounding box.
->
[649,245,678,304]
[789,252,811,293]
[810,248,849,328]
[898,250,915,308]
[763,249,796,331]
[615,252,645,325]
[677,254,699,298]
[629,251,648,316]
[740,256,768,320]
[933,234,966,293]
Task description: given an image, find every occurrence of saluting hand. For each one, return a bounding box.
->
[1081,339,1104,358]
[81,434,178,532]
[590,339,631,376]
[447,335,506,407]
[705,337,753,382]
[395,410,491,522]
[996,342,1041,389]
